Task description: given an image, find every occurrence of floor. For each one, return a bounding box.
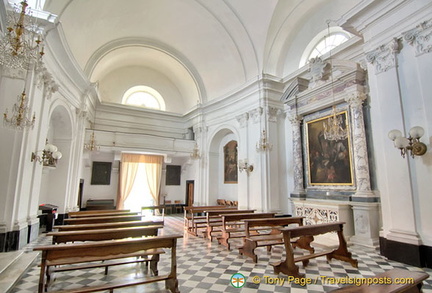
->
[9,215,432,292]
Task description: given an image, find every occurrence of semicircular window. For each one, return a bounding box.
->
[299,27,352,68]
[122,86,166,111]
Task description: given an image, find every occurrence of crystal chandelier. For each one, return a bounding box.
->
[84,131,100,152]
[322,20,348,141]
[190,143,200,159]
[256,130,273,152]
[0,0,44,69]
[3,90,36,130]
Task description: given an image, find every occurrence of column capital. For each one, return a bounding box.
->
[403,19,432,56]
[365,38,400,74]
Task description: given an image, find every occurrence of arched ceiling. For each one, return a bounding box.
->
[41,0,361,114]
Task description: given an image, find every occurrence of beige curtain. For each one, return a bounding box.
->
[117,153,163,209]
[143,155,163,205]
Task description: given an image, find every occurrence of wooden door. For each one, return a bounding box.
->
[185,180,194,206]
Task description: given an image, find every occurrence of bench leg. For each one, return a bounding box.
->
[327,230,358,268]
[166,277,180,293]
[239,239,258,263]
[217,234,231,250]
[150,254,160,276]
[292,235,315,254]
[271,233,304,278]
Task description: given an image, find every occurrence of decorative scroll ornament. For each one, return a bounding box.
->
[403,19,432,56]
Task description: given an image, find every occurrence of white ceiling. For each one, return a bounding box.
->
[39,0,361,114]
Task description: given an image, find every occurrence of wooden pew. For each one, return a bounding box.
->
[184,205,237,236]
[46,225,163,280]
[63,215,142,225]
[204,209,255,240]
[54,220,163,232]
[48,225,163,244]
[332,268,429,292]
[34,235,182,293]
[217,212,276,250]
[68,211,139,218]
[272,221,358,278]
[238,217,314,263]
[67,209,130,217]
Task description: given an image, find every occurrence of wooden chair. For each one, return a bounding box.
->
[174,200,183,214]
[165,200,172,214]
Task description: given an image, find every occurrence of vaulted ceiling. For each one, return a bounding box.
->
[39,0,361,114]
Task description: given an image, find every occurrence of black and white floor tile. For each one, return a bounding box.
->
[10,215,432,292]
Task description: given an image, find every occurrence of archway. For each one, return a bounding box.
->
[207,128,239,205]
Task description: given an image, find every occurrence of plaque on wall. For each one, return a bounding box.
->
[166,165,181,185]
[91,162,112,185]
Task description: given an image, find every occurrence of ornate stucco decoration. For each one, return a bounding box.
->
[36,65,59,100]
[249,107,263,124]
[365,38,400,74]
[403,19,432,56]
[267,107,282,123]
[308,57,328,88]
[235,112,249,128]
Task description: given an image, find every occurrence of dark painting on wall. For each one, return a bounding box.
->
[306,111,353,186]
[91,162,112,185]
[224,140,238,184]
[166,165,181,185]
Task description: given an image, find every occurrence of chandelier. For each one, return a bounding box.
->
[256,130,273,152]
[31,139,62,167]
[0,0,44,70]
[3,89,36,130]
[190,143,200,159]
[84,131,100,152]
[322,20,348,141]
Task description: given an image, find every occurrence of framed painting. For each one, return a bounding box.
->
[166,165,181,185]
[91,162,112,185]
[305,111,353,186]
[224,140,238,183]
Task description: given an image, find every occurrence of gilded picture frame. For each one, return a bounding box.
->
[224,140,238,184]
[305,111,354,186]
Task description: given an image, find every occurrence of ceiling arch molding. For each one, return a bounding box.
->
[84,37,206,104]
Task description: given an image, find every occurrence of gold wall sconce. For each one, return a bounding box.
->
[388,126,427,158]
[31,139,62,167]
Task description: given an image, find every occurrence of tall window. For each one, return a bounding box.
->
[122,85,166,111]
[299,27,351,68]
[123,164,154,212]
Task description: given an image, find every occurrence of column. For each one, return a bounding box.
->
[288,115,305,196]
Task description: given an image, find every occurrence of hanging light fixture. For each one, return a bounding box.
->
[388,126,427,158]
[322,20,348,141]
[256,130,273,152]
[3,89,36,130]
[0,0,45,69]
[84,123,100,152]
[190,143,200,159]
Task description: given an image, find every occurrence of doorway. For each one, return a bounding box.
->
[185,180,194,207]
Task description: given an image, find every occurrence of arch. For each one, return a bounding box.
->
[206,126,240,205]
[299,26,351,67]
[122,85,166,111]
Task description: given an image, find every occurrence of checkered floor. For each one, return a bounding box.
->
[10,215,432,292]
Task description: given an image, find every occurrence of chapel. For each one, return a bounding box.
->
[0,0,431,291]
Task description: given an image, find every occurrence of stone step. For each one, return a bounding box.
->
[0,250,39,293]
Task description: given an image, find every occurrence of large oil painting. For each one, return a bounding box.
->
[224,140,238,183]
[306,111,353,186]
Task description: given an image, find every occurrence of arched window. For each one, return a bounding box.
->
[122,86,166,111]
[299,27,351,68]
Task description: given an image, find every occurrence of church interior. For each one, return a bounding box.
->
[0,0,432,292]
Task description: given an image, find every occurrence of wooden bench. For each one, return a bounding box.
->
[238,217,314,263]
[85,199,116,210]
[331,268,429,292]
[68,211,139,218]
[204,209,255,240]
[184,205,237,236]
[53,220,163,232]
[33,235,182,293]
[46,225,163,281]
[63,215,142,225]
[48,225,163,244]
[217,213,276,250]
[67,209,130,217]
[272,221,358,278]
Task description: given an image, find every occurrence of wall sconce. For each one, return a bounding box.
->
[31,139,63,167]
[238,159,253,173]
[256,130,273,152]
[388,126,427,158]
